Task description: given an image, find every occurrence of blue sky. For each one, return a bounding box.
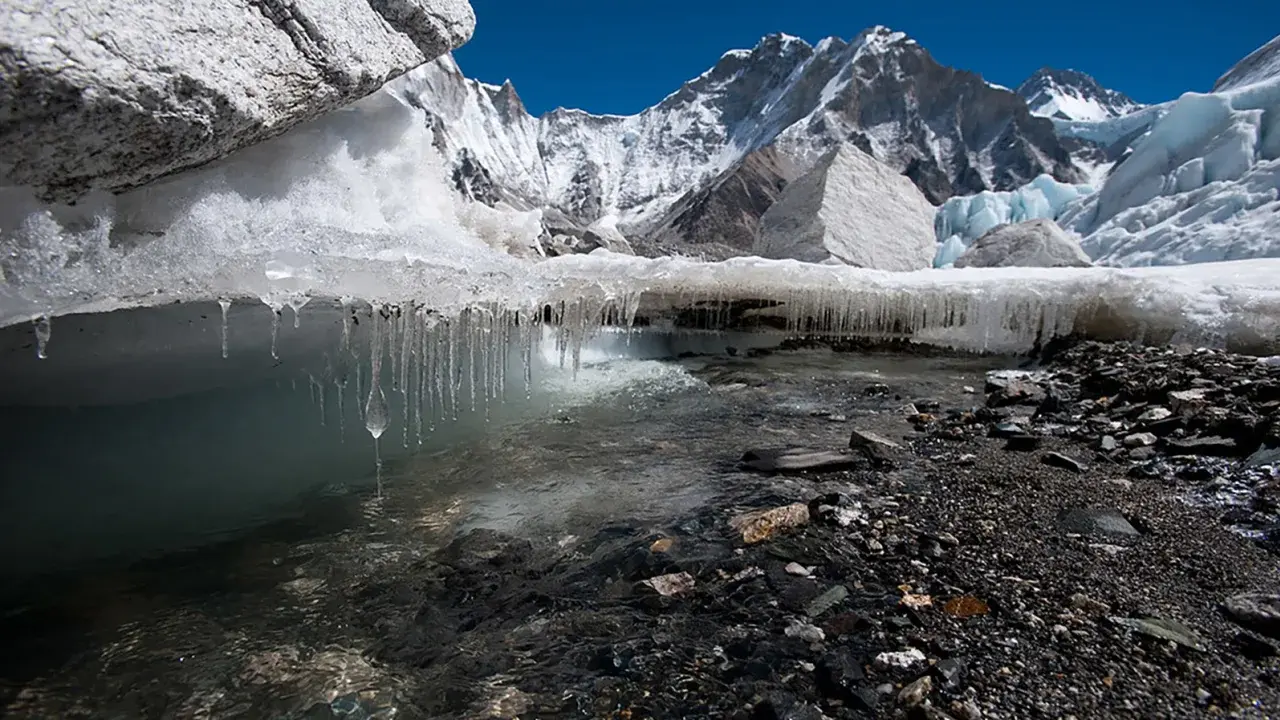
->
[453,0,1279,117]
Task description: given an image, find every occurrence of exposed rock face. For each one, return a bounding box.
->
[954,219,1092,269]
[402,26,1083,255]
[0,0,476,201]
[754,144,936,271]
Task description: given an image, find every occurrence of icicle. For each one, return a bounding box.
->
[340,297,354,356]
[448,317,459,421]
[32,314,51,360]
[287,296,310,329]
[218,299,231,359]
[365,309,390,499]
[269,305,282,360]
[400,305,414,449]
[356,358,365,420]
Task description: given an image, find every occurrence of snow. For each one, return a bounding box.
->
[932,174,1094,266]
[1215,34,1280,91]
[1059,75,1280,266]
[755,144,936,271]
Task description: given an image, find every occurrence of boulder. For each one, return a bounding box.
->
[953,219,1092,268]
[754,143,937,271]
[1,0,476,201]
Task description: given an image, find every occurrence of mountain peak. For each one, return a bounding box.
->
[1016,67,1142,121]
[1214,33,1280,91]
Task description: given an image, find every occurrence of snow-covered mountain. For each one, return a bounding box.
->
[1016,68,1143,122]
[1214,34,1280,91]
[401,26,1082,255]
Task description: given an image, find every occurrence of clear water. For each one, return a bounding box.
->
[0,307,1006,718]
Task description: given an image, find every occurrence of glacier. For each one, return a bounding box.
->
[932,174,1094,267]
[1059,74,1280,266]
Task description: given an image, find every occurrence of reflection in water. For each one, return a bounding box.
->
[0,306,1005,717]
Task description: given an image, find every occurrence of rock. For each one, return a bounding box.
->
[785,562,812,577]
[649,537,674,553]
[1169,389,1210,417]
[815,652,869,705]
[1128,446,1156,460]
[1164,436,1241,457]
[1246,446,1280,468]
[806,585,850,618]
[990,422,1026,438]
[1057,508,1139,537]
[0,0,476,200]
[874,648,927,671]
[897,675,933,707]
[986,380,1046,408]
[951,699,983,720]
[741,448,861,474]
[1138,407,1173,423]
[942,595,989,618]
[807,493,865,527]
[1110,616,1207,651]
[1041,452,1088,473]
[1222,593,1280,639]
[754,143,937,271]
[932,658,967,688]
[1100,435,1119,451]
[1004,434,1041,452]
[1069,593,1112,615]
[848,429,903,466]
[730,504,811,545]
[953,219,1092,268]
[638,571,696,597]
[1124,432,1157,448]
[864,383,892,396]
[785,621,826,644]
[1234,632,1280,661]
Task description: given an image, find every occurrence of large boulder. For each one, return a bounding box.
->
[1,0,476,201]
[954,219,1093,268]
[753,143,936,271]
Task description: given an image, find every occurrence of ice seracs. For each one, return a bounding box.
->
[1058,59,1280,266]
[932,174,1094,267]
[755,144,936,271]
[953,220,1092,269]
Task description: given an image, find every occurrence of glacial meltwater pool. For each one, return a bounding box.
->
[0,301,1009,718]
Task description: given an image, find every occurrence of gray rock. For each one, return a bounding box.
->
[953,219,1092,269]
[1110,616,1207,651]
[1168,389,1210,416]
[1,0,476,200]
[848,429,903,465]
[1042,451,1088,473]
[1223,593,1280,639]
[1100,435,1119,451]
[806,585,850,618]
[1057,508,1139,537]
[1124,432,1157,448]
[741,447,861,474]
[785,620,826,644]
[1246,446,1280,468]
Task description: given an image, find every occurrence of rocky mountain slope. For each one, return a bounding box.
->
[1016,68,1143,122]
[1214,33,1280,91]
[403,26,1084,257]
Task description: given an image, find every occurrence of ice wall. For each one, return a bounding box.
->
[0,81,546,329]
[932,174,1094,267]
[1060,77,1280,266]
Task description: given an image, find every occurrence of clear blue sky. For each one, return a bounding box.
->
[453,0,1279,117]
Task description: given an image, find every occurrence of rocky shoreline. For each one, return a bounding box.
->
[343,340,1280,719]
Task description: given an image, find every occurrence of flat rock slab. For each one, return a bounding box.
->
[741,448,861,474]
[1223,593,1280,639]
[1110,616,1207,651]
[1057,508,1140,537]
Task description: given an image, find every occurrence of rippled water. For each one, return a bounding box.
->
[0,335,1007,718]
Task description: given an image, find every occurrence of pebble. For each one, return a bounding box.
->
[1042,451,1087,473]
[874,648,927,670]
[640,572,696,597]
[1123,432,1157,448]
[785,562,811,577]
[785,621,826,644]
[898,675,932,707]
